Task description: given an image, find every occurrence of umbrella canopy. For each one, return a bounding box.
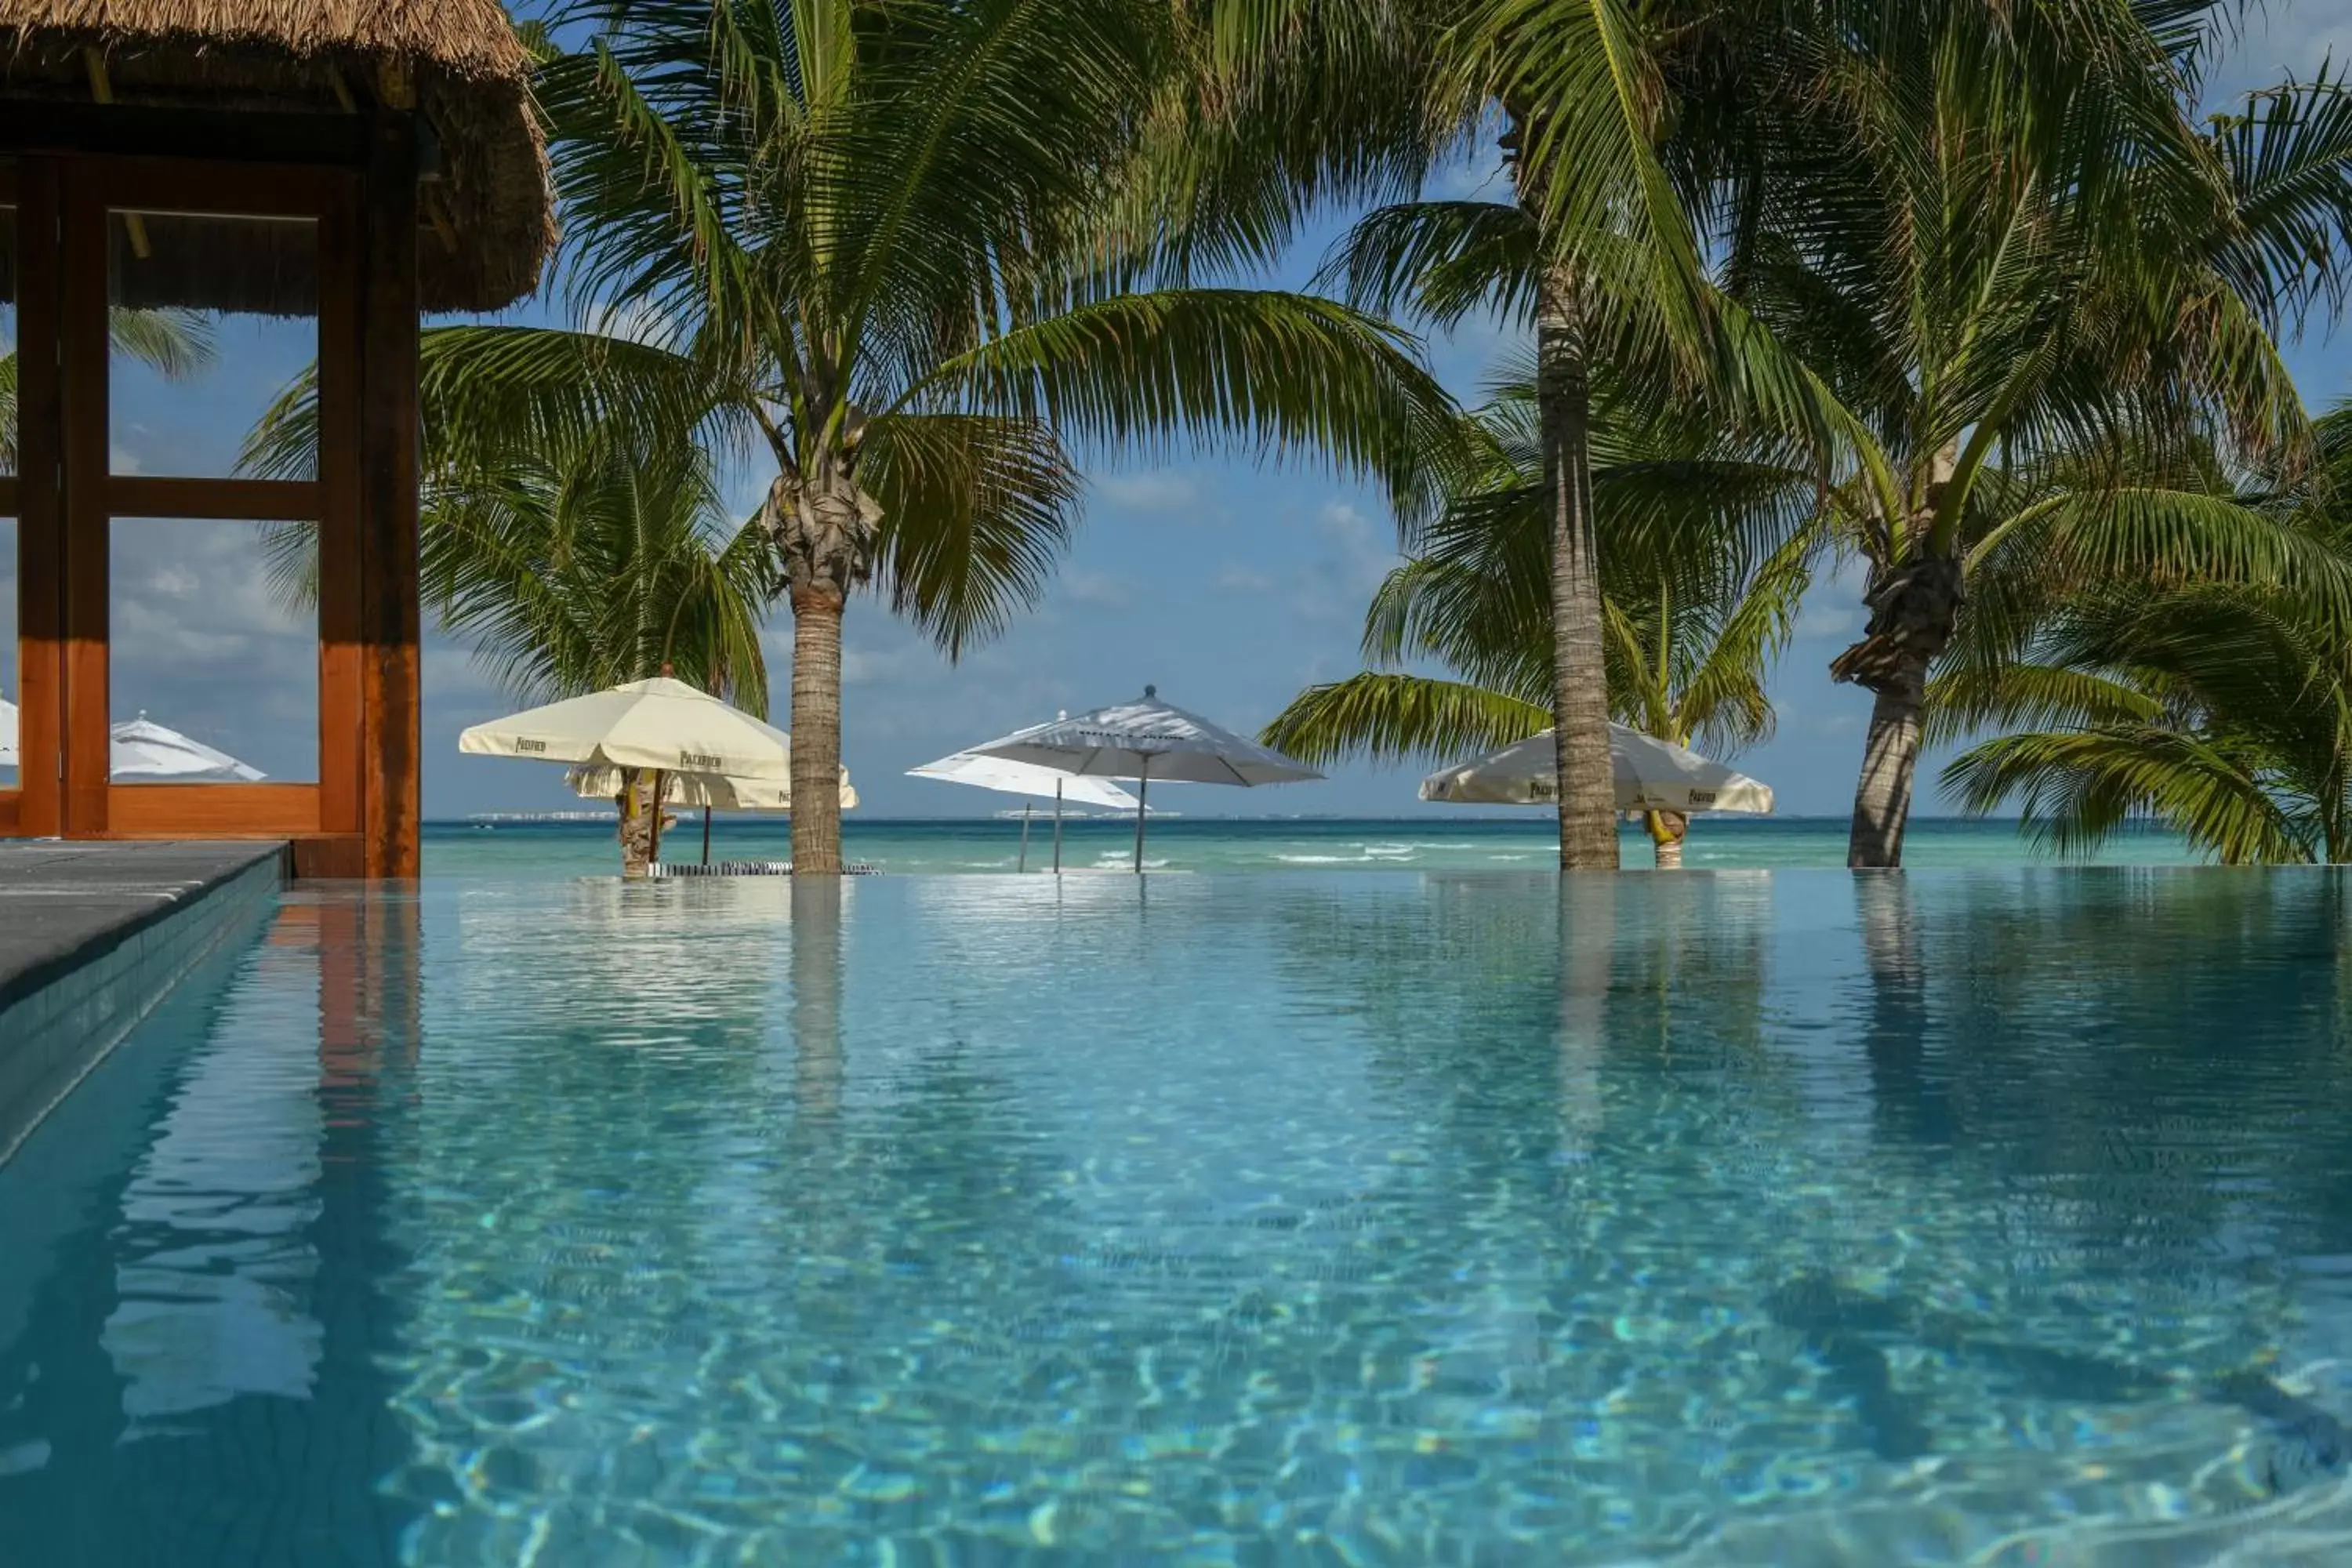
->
[564,764,857,813]
[109,714,267,782]
[459,677,793,780]
[1419,725,1773,813]
[970,687,1321,872]
[971,687,1322,786]
[908,750,1138,808]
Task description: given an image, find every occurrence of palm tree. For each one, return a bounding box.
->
[1935,580,2352,865]
[387,0,1461,874]
[1930,408,2352,866]
[260,423,770,876]
[1715,16,2352,866]
[1197,0,1809,869]
[1261,381,1818,866]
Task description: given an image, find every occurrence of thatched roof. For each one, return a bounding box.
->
[0,1,552,313]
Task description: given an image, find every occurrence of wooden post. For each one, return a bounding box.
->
[358,93,420,878]
[317,186,365,849]
[14,162,64,836]
[58,169,107,837]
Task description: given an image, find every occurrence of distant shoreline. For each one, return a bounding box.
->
[436,813,2129,828]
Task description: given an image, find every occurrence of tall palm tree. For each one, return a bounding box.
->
[400,0,1461,873]
[1196,0,1806,869]
[1715,15,2352,865]
[1261,382,1818,866]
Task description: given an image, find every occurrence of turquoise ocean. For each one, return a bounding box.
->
[426,813,2201,876]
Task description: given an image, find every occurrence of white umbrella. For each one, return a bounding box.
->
[970,686,1322,872]
[463,674,795,866]
[0,697,16,768]
[459,676,794,780]
[564,764,857,814]
[909,742,1138,873]
[1418,724,1773,814]
[110,713,267,782]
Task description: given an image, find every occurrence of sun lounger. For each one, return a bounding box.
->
[648,861,881,877]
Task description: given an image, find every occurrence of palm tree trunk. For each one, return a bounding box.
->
[1834,543,1964,869]
[1848,660,1926,869]
[1647,809,1688,869]
[789,584,846,875]
[617,779,654,878]
[1537,261,1618,871]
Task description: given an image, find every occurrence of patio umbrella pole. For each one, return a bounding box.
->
[1053,782,1065,873]
[1018,804,1032,872]
[648,770,667,866]
[702,804,713,866]
[1133,757,1150,873]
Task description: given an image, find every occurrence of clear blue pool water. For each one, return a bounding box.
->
[5,869,2352,1564]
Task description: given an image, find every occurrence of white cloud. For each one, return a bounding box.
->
[1058,567,1130,609]
[1092,470,1200,512]
[110,443,144,475]
[2209,9,2352,97]
[1796,602,1862,642]
[581,297,681,350]
[1214,564,1276,593]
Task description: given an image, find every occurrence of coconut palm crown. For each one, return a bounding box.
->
[398,0,1463,873]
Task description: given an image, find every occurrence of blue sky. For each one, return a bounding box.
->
[6,5,2348,818]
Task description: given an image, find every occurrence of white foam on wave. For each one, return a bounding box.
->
[1275,854,1352,864]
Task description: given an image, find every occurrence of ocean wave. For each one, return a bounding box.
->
[1274,854,1352,864]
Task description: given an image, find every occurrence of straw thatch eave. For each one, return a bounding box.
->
[0,1,551,312]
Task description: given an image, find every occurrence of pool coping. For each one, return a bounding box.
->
[0,842,287,1164]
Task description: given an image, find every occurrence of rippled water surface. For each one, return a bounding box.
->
[8,869,2352,1565]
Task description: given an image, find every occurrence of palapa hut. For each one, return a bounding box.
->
[0,0,552,877]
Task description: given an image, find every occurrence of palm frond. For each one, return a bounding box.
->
[1258,671,1550,768]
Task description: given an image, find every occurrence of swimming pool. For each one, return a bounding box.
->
[4,869,2350,1564]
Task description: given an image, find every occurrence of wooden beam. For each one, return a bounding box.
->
[59,171,109,837]
[78,51,151,259]
[421,183,459,256]
[107,782,322,837]
[105,477,323,521]
[0,105,370,168]
[376,58,417,112]
[10,161,61,837]
[318,190,365,840]
[358,107,422,879]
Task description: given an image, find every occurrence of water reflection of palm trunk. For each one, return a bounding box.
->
[1855,875,1954,1149]
[1557,876,1616,1151]
[791,877,845,1119]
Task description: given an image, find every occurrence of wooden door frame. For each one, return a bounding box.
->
[14,154,364,844]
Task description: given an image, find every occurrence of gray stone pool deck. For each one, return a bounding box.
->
[0,841,285,1161]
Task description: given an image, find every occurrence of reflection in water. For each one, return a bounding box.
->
[790,876,844,1118]
[0,891,417,1563]
[12,873,2352,1563]
[102,925,325,1424]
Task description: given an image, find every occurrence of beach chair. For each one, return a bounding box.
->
[648,862,881,877]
